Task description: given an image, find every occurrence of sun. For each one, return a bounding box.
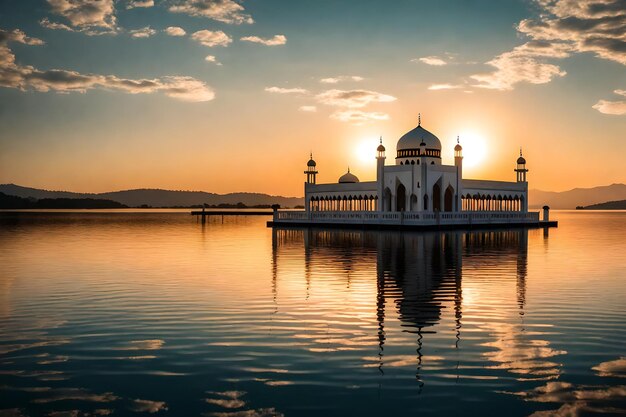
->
[355,138,378,164]
[458,131,488,169]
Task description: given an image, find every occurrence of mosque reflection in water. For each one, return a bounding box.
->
[271,227,530,371]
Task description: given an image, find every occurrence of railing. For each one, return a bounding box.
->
[274,210,539,225]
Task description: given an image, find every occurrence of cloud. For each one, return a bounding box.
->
[471,42,570,90]
[592,89,626,115]
[320,75,364,84]
[240,35,286,46]
[0,28,44,46]
[129,399,168,413]
[316,89,396,108]
[205,55,222,65]
[129,26,156,39]
[265,86,308,94]
[169,0,253,24]
[191,30,232,47]
[472,0,626,91]
[413,56,447,66]
[428,83,462,90]
[592,99,626,114]
[298,105,317,112]
[45,0,117,33]
[39,17,75,32]
[164,26,186,36]
[127,0,154,8]
[0,28,215,102]
[330,110,389,124]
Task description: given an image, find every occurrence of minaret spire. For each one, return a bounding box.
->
[520,147,523,157]
[380,136,383,144]
[418,113,421,126]
[457,135,460,144]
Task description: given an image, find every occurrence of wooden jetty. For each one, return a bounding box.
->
[191,208,272,223]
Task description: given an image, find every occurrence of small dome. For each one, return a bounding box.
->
[397,124,441,151]
[377,143,386,152]
[454,143,463,151]
[307,158,316,167]
[338,169,359,183]
[517,156,526,164]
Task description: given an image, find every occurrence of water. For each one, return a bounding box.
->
[0,211,624,417]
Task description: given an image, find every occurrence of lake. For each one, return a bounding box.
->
[0,211,624,417]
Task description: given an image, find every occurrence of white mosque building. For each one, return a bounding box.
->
[271,116,550,229]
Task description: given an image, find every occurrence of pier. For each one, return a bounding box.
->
[191,208,272,223]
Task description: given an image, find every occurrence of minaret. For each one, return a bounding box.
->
[376,137,386,212]
[454,135,463,172]
[515,148,528,183]
[304,153,318,214]
[305,153,318,184]
[515,148,529,212]
[454,136,463,211]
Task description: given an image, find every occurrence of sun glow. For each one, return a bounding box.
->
[458,131,488,169]
[355,138,379,164]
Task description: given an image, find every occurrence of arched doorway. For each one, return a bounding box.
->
[396,183,406,212]
[433,183,441,212]
[444,185,454,212]
[410,194,418,211]
[423,194,429,211]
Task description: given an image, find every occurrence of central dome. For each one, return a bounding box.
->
[397,124,441,151]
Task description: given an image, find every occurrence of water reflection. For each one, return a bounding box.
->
[1,213,625,417]
[272,228,535,379]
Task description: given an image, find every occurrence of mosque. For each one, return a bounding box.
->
[270,116,553,229]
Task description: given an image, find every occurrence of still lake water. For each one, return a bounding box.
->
[0,211,624,417]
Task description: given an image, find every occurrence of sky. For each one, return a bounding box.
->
[0,0,625,197]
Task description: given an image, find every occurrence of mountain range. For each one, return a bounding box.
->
[0,184,304,208]
[1,183,625,210]
[528,183,626,209]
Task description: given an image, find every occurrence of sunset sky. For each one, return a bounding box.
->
[0,0,625,197]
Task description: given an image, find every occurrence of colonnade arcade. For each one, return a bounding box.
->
[309,195,378,211]
[461,194,525,212]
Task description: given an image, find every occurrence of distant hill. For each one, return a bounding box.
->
[0,192,128,209]
[578,200,626,210]
[529,183,626,209]
[0,184,304,208]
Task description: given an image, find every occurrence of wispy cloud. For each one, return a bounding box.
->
[298,105,317,112]
[164,26,186,37]
[265,86,308,94]
[413,56,447,66]
[592,89,626,115]
[44,0,118,35]
[330,110,389,124]
[169,0,253,24]
[240,35,286,46]
[320,75,364,84]
[428,83,463,90]
[0,28,44,45]
[191,30,232,47]
[0,28,215,102]
[127,0,154,9]
[471,41,570,90]
[129,26,156,39]
[316,89,396,108]
[472,0,626,91]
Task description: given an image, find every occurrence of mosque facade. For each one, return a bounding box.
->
[271,117,547,228]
